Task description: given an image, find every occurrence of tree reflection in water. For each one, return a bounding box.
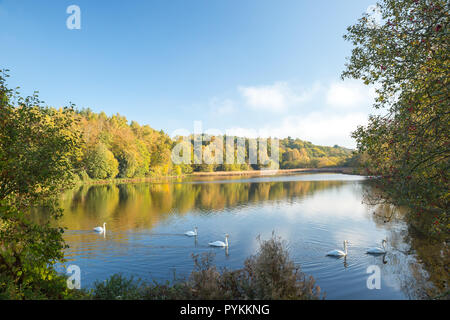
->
[361,182,449,300]
[32,177,448,299]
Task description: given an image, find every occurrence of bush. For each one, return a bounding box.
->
[90,234,323,300]
[186,233,322,300]
[0,270,88,300]
[92,274,143,300]
[240,234,322,299]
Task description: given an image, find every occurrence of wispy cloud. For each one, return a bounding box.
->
[325,80,376,110]
[206,79,375,148]
[226,112,368,148]
[238,82,320,112]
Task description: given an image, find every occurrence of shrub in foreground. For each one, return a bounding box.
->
[92,234,323,300]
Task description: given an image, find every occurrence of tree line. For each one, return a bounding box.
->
[72,108,354,181]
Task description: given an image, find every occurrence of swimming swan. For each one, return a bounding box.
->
[209,234,229,247]
[326,240,348,257]
[367,239,387,254]
[93,222,106,233]
[185,227,198,237]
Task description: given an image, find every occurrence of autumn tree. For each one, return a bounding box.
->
[343,0,449,234]
[0,70,83,298]
[85,143,119,179]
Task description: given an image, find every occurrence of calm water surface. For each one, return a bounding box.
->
[39,173,444,299]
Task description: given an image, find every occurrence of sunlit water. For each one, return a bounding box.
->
[36,173,443,299]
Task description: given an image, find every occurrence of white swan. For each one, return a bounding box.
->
[209,234,229,247]
[185,227,198,237]
[93,222,106,233]
[326,240,348,257]
[367,239,387,254]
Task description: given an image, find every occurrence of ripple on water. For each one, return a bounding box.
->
[47,174,432,298]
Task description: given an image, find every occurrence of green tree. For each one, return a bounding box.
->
[343,0,449,234]
[0,70,83,298]
[85,143,119,179]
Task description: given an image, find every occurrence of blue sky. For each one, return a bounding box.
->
[0,0,379,148]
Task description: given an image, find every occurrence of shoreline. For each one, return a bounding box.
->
[76,167,358,186]
[191,167,356,177]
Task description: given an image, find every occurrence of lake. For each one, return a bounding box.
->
[39,173,445,299]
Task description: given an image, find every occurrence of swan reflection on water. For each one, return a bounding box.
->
[326,254,348,268]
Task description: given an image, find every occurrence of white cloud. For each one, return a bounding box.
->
[206,79,377,148]
[226,112,368,148]
[326,80,376,109]
[272,113,368,147]
[238,82,320,112]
